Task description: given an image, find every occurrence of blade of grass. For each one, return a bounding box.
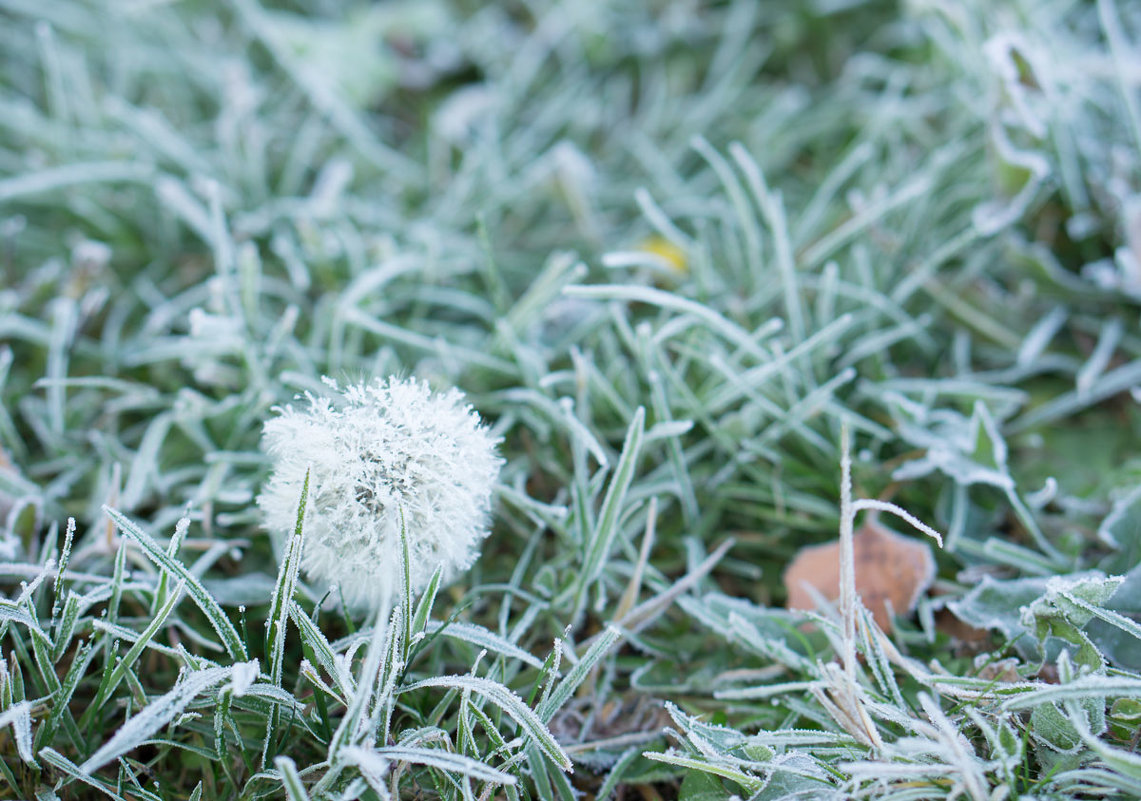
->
[103,506,247,661]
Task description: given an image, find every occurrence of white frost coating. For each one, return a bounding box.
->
[1097,484,1141,549]
[81,666,233,773]
[0,701,35,765]
[228,658,260,697]
[258,376,502,609]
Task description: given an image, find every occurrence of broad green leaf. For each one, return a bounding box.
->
[644,753,764,794]
[1100,486,1141,574]
[679,766,733,801]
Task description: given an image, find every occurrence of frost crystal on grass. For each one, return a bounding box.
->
[258,377,502,608]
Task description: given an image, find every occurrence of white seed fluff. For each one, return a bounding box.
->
[258,376,502,609]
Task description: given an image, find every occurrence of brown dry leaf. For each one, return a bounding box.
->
[783,521,935,631]
[976,657,1024,684]
[933,608,992,652]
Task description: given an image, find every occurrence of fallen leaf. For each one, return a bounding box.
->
[975,657,1024,684]
[933,608,992,652]
[783,521,935,631]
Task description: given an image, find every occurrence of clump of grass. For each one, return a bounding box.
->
[1,0,1140,799]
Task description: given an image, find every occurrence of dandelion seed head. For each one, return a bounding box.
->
[258,376,502,609]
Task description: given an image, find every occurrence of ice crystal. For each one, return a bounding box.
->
[258,377,502,608]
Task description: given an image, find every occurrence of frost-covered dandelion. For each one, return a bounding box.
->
[258,376,502,609]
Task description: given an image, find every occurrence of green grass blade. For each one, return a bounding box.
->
[80,665,234,774]
[275,755,312,801]
[400,675,572,772]
[365,744,517,785]
[103,506,247,661]
[537,626,622,723]
[89,581,187,716]
[574,406,645,619]
[268,470,309,688]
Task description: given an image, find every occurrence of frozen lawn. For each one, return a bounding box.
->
[1,1,1141,799]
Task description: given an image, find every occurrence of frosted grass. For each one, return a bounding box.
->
[1,0,1140,798]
